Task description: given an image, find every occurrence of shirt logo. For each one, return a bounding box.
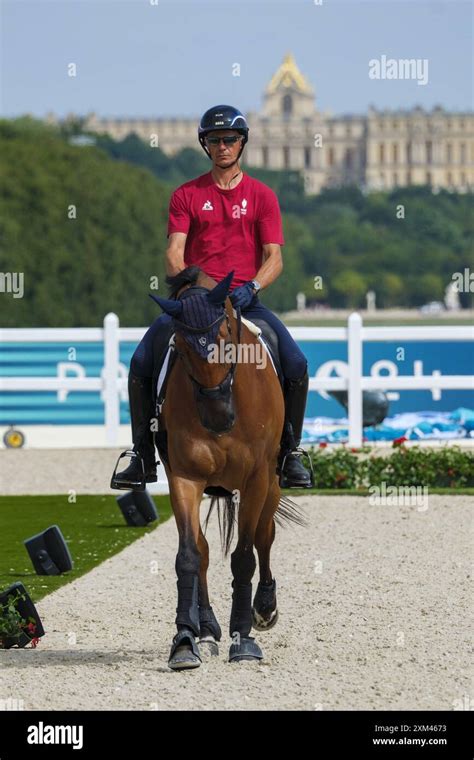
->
[232,199,248,219]
[202,200,214,211]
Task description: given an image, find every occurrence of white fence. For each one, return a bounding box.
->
[1,312,473,447]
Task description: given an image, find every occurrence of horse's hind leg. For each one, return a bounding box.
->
[252,476,280,632]
[197,526,221,656]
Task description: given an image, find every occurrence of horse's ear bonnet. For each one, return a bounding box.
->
[176,295,227,359]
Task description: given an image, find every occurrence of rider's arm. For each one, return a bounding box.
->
[253,186,284,291]
[166,186,190,276]
[253,243,283,291]
[166,232,188,276]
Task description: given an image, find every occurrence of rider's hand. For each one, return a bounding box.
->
[230,282,257,310]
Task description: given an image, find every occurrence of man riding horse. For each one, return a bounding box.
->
[111,104,313,490]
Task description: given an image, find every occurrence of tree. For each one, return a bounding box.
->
[1,116,472,323]
[410,273,445,305]
[330,270,367,308]
[377,272,405,307]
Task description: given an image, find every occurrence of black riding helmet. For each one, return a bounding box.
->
[198,104,249,160]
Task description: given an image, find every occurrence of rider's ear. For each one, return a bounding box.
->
[149,294,183,317]
[206,271,234,305]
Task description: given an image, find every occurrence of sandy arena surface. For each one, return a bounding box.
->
[0,449,472,711]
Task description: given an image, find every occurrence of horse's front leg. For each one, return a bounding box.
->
[228,472,268,664]
[197,526,221,656]
[167,475,205,671]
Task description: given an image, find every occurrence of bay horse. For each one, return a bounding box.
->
[150,266,303,669]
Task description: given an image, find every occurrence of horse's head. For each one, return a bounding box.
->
[150,271,238,434]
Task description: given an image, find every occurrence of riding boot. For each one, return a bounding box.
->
[278,370,314,488]
[110,372,157,491]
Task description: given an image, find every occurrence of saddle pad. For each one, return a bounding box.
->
[234,310,262,337]
[257,335,278,376]
[156,336,175,405]
[236,312,277,376]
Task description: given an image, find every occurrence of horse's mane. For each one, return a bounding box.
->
[165,266,202,300]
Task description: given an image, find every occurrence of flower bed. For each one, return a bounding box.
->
[308,443,474,490]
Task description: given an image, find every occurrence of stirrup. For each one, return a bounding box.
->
[110,449,146,491]
[278,447,314,489]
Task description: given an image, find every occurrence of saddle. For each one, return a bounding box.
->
[150,315,283,478]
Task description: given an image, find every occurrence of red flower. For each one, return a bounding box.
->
[392,436,408,447]
[319,442,328,448]
[351,448,359,453]
[447,468,454,476]
[30,637,40,649]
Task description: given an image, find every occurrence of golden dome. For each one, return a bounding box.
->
[265,52,314,95]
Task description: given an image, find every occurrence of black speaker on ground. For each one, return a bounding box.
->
[116,490,159,526]
[24,525,73,575]
[0,582,45,649]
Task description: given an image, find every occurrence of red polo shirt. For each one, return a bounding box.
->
[167,171,284,290]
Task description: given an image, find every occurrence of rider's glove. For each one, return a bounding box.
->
[230,281,257,310]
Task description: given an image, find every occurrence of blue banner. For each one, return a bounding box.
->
[0,340,473,425]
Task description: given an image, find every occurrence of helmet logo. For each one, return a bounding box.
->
[215,121,224,125]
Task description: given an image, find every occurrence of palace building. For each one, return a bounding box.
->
[49,53,473,195]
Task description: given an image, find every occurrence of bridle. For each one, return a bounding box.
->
[173,286,242,399]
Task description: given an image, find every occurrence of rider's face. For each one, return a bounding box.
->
[205,130,243,165]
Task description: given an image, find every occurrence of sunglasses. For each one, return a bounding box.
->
[206,135,242,146]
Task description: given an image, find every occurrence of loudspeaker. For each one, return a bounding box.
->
[0,582,45,649]
[116,490,159,526]
[24,525,73,575]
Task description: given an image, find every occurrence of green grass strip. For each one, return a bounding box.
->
[0,495,172,603]
[3,488,471,605]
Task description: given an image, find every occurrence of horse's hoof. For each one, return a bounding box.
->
[252,607,279,631]
[199,635,219,657]
[168,646,201,670]
[229,636,263,663]
[252,580,278,631]
[168,629,201,671]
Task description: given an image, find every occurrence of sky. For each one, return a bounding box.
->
[1,0,472,120]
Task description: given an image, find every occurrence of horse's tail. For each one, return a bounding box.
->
[275,493,308,529]
[203,494,237,556]
[203,491,308,556]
